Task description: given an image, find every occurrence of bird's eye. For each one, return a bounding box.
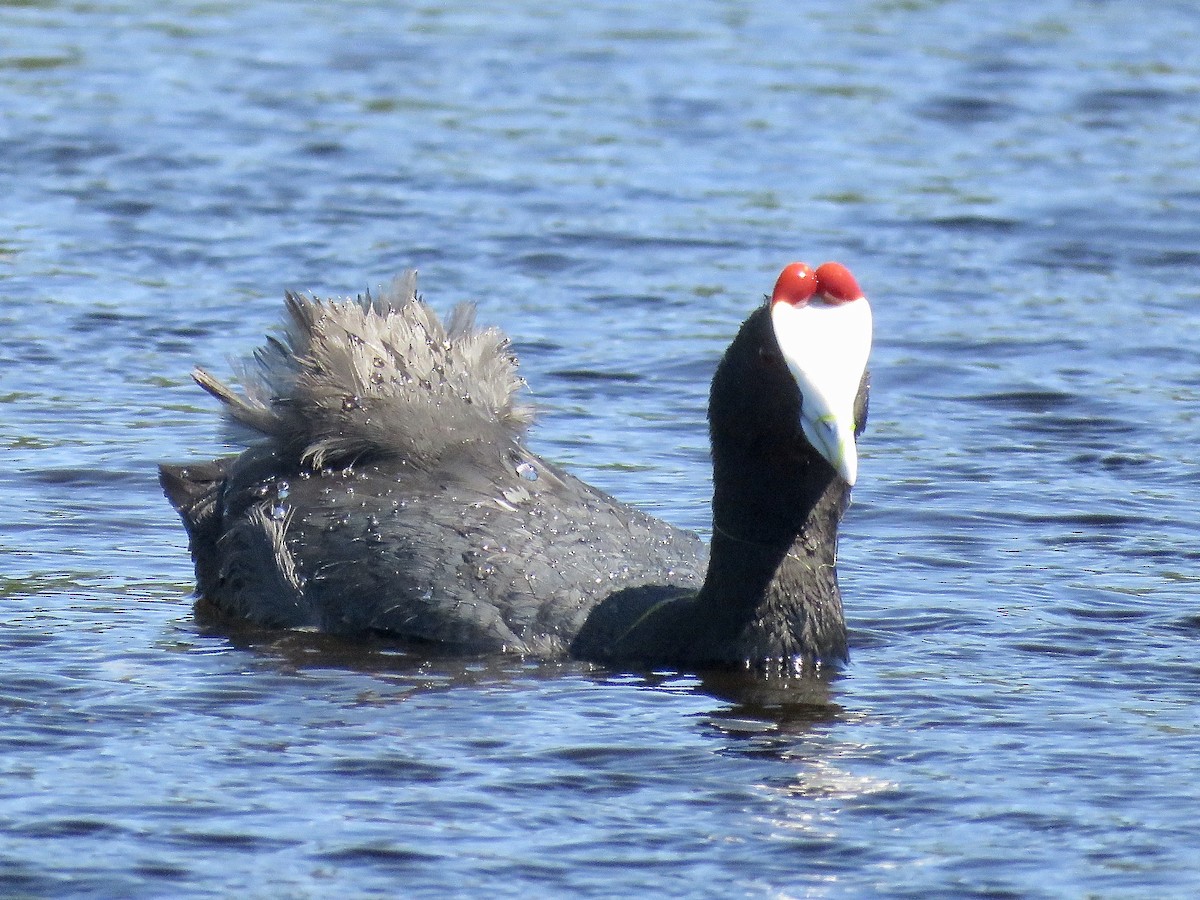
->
[758,346,784,367]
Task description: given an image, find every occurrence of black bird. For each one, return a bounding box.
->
[161,263,872,671]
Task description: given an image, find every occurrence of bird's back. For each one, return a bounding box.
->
[162,275,705,654]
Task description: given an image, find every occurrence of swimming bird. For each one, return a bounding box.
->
[161,262,871,671]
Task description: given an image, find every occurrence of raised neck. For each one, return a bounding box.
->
[700,523,793,610]
[694,475,850,666]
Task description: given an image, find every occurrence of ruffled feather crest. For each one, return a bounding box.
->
[193,270,534,469]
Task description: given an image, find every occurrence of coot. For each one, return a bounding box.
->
[162,263,871,670]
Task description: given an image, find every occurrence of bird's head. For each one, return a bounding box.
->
[767,261,872,486]
[709,261,872,519]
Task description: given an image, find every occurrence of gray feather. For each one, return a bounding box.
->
[193,271,534,469]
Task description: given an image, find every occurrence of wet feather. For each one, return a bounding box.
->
[193,270,534,469]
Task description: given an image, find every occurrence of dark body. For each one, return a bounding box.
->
[162,273,868,670]
[163,442,706,658]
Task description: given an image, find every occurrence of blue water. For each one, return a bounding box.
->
[3,1,1200,896]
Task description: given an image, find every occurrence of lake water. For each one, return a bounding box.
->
[3,1,1199,896]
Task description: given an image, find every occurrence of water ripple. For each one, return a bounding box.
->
[2,1,1199,897]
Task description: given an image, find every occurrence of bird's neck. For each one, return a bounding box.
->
[697,475,850,666]
[700,526,793,609]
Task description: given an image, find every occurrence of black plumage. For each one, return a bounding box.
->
[162,269,869,670]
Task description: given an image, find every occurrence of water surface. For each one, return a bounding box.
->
[3,1,1199,896]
